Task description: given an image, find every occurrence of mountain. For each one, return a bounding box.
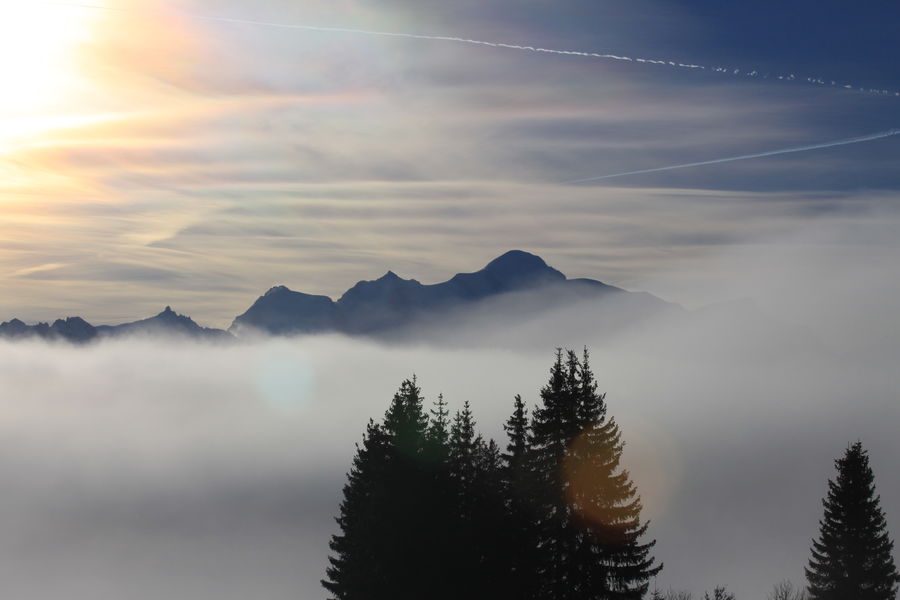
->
[231,250,675,336]
[231,287,336,336]
[0,251,677,343]
[0,307,232,344]
[97,306,232,340]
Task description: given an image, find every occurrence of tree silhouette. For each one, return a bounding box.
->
[531,348,661,599]
[502,394,540,599]
[703,587,735,600]
[323,378,451,600]
[322,419,392,599]
[324,352,661,600]
[806,441,899,600]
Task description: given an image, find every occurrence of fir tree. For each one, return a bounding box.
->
[427,393,451,456]
[472,437,509,599]
[806,441,899,600]
[324,378,450,600]
[569,349,661,599]
[447,401,510,598]
[503,394,540,599]
[322,420,392,599]
[530,349,580,598]
[531,349,661,599]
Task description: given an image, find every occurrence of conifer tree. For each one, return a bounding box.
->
[322,420,392,599]
[530,349,580,598]
[324,378,448,600]
[427,393,451,455]
[450,401,481,504]
[503,394,540,599]
[447,401,491,595]
[473,437,509,598]
[531,349,661,599]
[569,349,661,599]
[806,441,899,600]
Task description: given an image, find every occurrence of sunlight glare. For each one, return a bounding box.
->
[0,2,102,149]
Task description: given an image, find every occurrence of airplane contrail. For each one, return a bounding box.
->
[55,2,900,98]
[564,128,900,184]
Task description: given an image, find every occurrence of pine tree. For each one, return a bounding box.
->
[531,348,661,599]
[324,378,449,600]
[322,420,392,599]
[450,401,481,503]
[530,349,580,598]
[427,393,451,456]
[473,437,509,599]
[569,349,661,599]
[447,401,490,595]
[503,394,540,599]
[806,441,899,600]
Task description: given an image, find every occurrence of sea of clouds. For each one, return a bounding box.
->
[0,208,898,599]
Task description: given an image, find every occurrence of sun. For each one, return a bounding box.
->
[0,2,102,147]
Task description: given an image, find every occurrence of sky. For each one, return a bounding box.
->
[0,0,898,327]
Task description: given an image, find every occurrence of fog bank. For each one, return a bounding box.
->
[0,210,898,599]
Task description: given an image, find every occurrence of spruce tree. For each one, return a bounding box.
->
[806,441,899,600]
[448,400,482,587]
[322,420,392,599]
[473,437,509,599]
[530,349,580,598]
[531,348,661,599]
[324,378,449,600]
[503,394,540,599]
[569,349,661,599]
[427,393,451,456]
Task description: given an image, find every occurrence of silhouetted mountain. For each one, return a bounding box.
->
[231,250,675,336]
[1,307,231,344]
[98,306,232,340]
[51,317,98,343]
[231,287,336,335]
[0,251,677,343]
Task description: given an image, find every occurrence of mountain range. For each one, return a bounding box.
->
[0,250,675,343]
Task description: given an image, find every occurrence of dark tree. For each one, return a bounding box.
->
[530,350,581,598]
[445,401,512,599]
[503,394,540,599]
[531,348,661,599]
[427,393,451,456]
[322,420,392,599]
[325,352,661,600]
[703,587,735,600]
[472,437,510,598]
[324,378,451,600]
[806,441,899,600]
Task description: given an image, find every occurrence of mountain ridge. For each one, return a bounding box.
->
[0,250,675,343]
[231,250,673,336]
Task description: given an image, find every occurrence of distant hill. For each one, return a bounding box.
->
[0,307,232,344]
[231,250,676,337]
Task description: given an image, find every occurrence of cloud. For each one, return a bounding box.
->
[3,0,899,326]
[0,208,899,598]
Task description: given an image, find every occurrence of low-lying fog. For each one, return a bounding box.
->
[1,210,898,599]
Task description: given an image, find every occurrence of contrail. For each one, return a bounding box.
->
[55,2,900,98]
[565,128,900,184]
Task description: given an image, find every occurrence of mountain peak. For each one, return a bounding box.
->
[484,250,566,280]
[484,250,551,274]
[264,285,291,297]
